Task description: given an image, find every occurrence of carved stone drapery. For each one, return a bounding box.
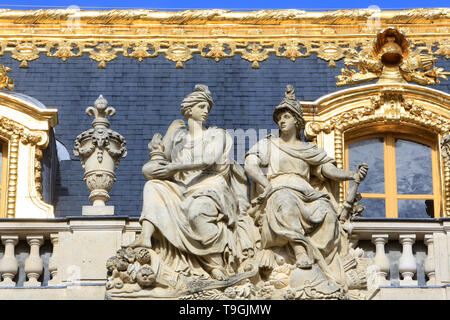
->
[74,95,127,211]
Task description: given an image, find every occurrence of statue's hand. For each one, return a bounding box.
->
[354,163,368,183]
[252,183,273,205]
[151,162,178,179]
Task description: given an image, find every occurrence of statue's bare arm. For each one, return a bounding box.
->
[321,162,368,182]
[244,154,270,188]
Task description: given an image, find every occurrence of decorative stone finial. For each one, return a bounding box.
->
[74,95,127,215]
[0,65,14,91]
[86,94,116,128]
[285,84,295,100]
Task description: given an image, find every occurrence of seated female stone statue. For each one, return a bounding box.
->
[129,84,258,282]
[244,85,368,293]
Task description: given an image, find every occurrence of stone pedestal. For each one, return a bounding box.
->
[82,205,114,216]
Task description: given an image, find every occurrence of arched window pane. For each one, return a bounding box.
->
[398,199,433,218]
[395,139,433,195]
[348,138,384,194]
[360,198,385,218]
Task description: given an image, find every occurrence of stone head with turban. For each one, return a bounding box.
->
[180,84,214,119]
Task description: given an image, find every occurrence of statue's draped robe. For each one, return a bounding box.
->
[246,135,346,286]
[141,127,258,278]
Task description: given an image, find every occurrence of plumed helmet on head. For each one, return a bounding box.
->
[180,84,214,118]
[273,85,305,129]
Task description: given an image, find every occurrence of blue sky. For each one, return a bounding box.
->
[0,0,447,10]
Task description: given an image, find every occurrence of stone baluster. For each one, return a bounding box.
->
[371,234,390,286]
[24,235,44,287]
[48,234,60,285]
[398,234,417,286]
[424,234,436,286]
[0,236,19,287]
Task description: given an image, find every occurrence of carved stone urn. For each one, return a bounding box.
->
[74,95,127,215]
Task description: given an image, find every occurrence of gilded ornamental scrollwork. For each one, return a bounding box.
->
[2,37,448,70]
[0,9,447,69]
[0,116,47,217]
[336,27,449,86]
[0,65,13,91]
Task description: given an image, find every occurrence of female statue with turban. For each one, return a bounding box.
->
[129,84,258,282]
[244,85,368,293]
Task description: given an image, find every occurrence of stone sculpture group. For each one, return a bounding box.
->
[105,84,372,300]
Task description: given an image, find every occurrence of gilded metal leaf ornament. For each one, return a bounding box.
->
[89,42,118,68]
[241,43,270,69]
[0,9,447,69]
[316,43,345,67]
[0,64,14,91]
[46,40,83,61]
[200,42,235,62]
[165,43,192,68]
[274,40,310,62]
[336,27,450,86]
[11,42,40,68]
[123,41,159,61]
[435,40,450,59]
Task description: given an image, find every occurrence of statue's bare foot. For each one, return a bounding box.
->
[211,269,228,281]
[128,237,152,249]
[296,255,313,269]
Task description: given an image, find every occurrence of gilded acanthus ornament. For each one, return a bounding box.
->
[337,27,449,86]
[0,65,14,91]
[74,95,127,209]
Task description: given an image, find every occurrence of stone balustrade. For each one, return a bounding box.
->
[0,217,448,299]
[352,218,450,299]
[0,217,140,299]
